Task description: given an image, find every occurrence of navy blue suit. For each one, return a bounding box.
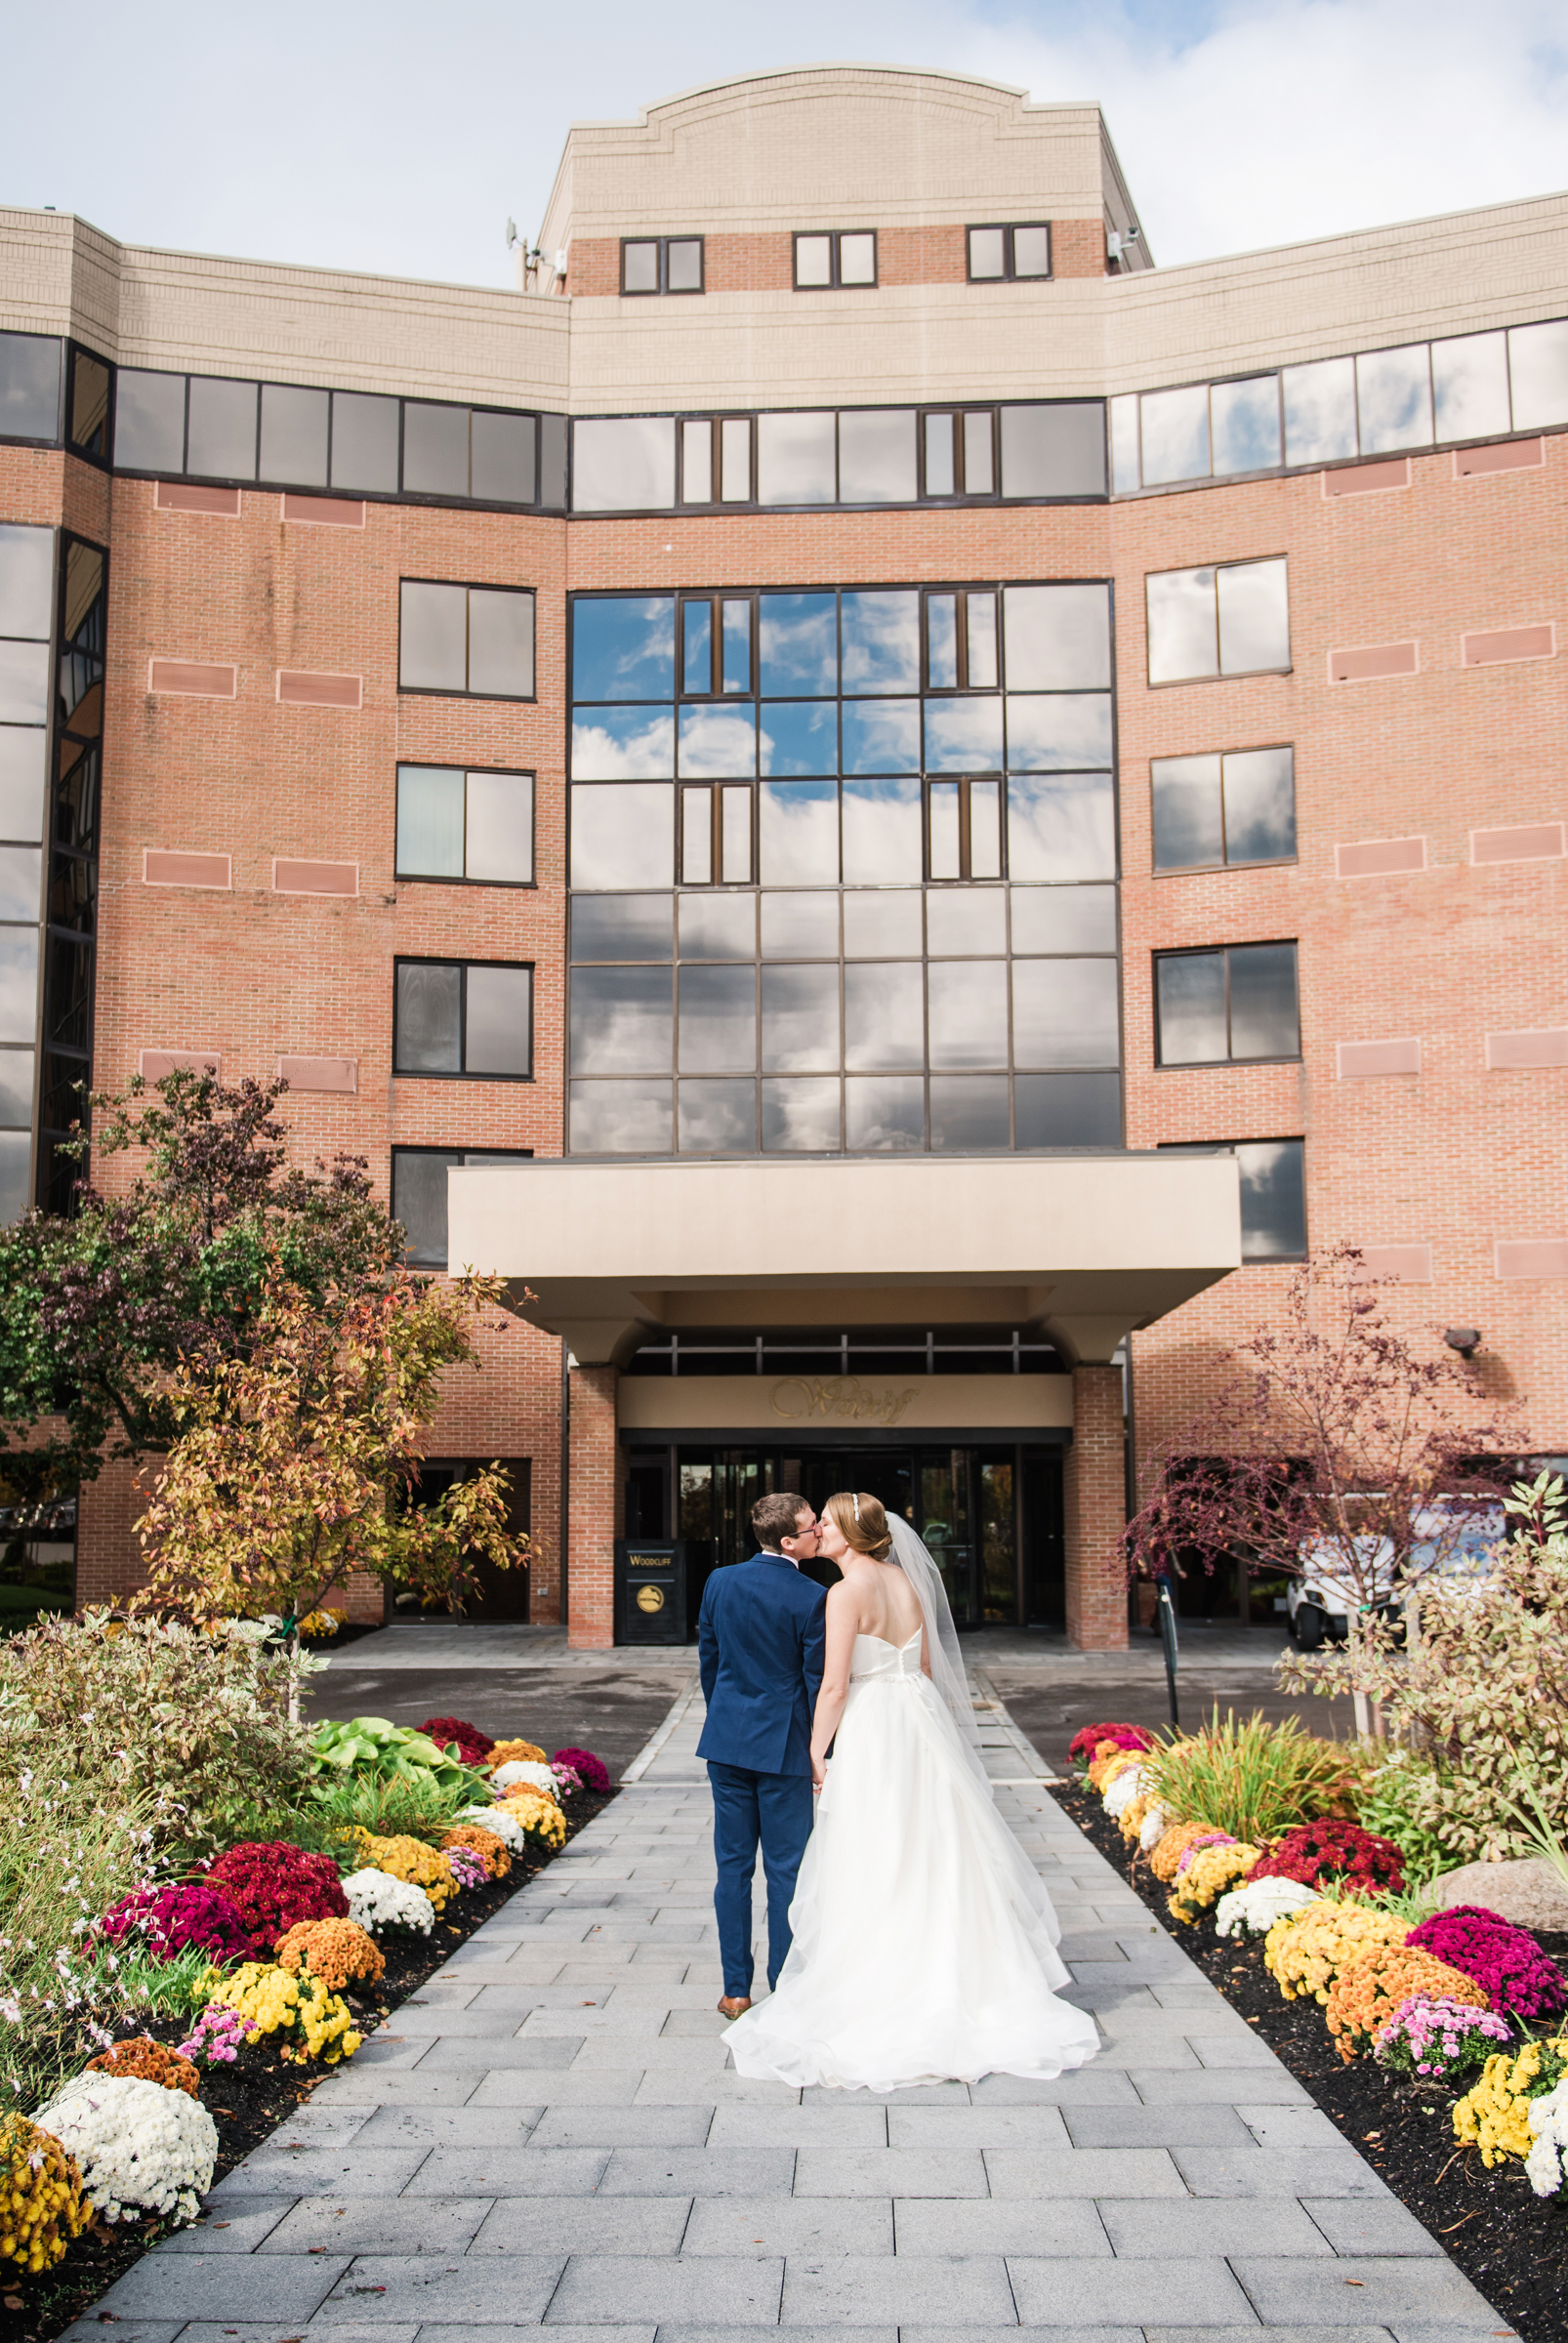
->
[697,1552,828,1994]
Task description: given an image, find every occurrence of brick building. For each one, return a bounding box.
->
[0,65,1563,1649]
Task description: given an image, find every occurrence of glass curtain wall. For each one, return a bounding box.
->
[40,538,105,1212]
[566,584,1121,1155]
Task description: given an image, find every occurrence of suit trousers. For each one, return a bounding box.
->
[706,1760,816,1994]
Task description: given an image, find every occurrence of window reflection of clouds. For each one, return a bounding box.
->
[924,698,1003,773]
[842,777,922,883]
[1212,378,1281,475]
[568,1080,671,1154]
[927,888,1006,957]
[1146,568,1217,683]
[760,701,837,775]
[571,893,672,961]
[839,410,918,505]
[761,890,839,959]
[571,596,675,701]
[1355,345,1433,455]
[678,964,757,1072]
[1151,755,1223,872]
[678,704,758,778]
[759,781,838,885]
[1155,952,1226,1065]
[930,1075,1010,1152]
[1282,358,1357,467]
[1432,334,1510,441]
[757,412,837,506]
[841,702,920,775]
[843,888,923,959]
[845,961,923,1069]
[1217,560,1289,674]
[570,707,675,778]
[572,418,677,513]
[679,892,756,960]
[763,1078,840,1152]
[846,1076,924,1153]
[678,1079,756,1152]
[1223,748,1296,863]
[1009,884,1117,955]
[758,595,838,696]
[569,966,673,1073]
[762,965,839,1071]
[841,593,921,693]
[1005,694,1112,771]
[568,784,675,889]
[1012,959,1121,1068]
[928,962,1009,1067]
[1003,586,1111,691]
[1139,383,1210,486]
[1015,1071,1122,1148]
[1007,774,1115,884]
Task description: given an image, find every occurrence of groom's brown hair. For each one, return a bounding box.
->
[752,1492,809,1551]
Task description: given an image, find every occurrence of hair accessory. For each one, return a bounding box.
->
[852,1495,861,1523]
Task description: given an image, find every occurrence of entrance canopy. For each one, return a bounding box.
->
[447,1153,1241,1365]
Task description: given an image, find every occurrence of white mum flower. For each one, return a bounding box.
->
[1528,2082,1568,2198]
[459,1805,526,1856]
[491,1760,559,1796]
[341,1867,435,1937]
[1102,1766,1147,1819]
[1214,1877,1320,1940]
[1138,1805,1170,1852]
[34,2073,216,2224]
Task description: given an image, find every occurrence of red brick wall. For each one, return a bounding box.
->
[567,1363,618,1647]
[1064,1364,1129,1650]
[567,219,1098,298]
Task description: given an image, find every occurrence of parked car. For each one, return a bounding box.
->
[1287,1499,1505,1648]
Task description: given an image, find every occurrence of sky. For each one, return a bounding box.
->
[5,0,1565,287]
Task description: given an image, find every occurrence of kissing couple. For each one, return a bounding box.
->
[696,1488,1098,2092]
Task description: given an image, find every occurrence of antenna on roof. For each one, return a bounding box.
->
[506,218,519,249]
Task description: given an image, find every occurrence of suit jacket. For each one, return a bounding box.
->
[696,1552,828,1778]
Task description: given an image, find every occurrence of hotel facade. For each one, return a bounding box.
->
[1,65,1564,1647]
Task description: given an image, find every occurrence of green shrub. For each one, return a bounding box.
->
[1355,1747,1461,1887]
[308,1716,489,1805]
[307,1765,476,1847]
[1142,1708,1356,1845]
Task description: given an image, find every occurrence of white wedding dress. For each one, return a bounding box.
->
[725,1606,1100,2092]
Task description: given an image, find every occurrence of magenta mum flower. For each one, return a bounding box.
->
[1405,1906,1568,2021]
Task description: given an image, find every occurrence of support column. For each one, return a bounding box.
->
[1064,1362,1129,1652]
[567,1362,618,1649]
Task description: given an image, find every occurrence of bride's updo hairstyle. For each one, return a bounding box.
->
[824,1491,893,1562]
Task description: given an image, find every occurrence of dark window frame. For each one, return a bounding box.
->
[918,409,1001,503]
[677,593,757,700]
[1152,940,1301,1069]
[392,956,536,1083]
[1160,1135,1308,1262]
[792,229,879,291]
[392,1144,535,1266]
[925,777,1007,883]
[619,235,706,297]
[966,224,1053,284]
[921,586,1002,692]
[1150,742,1299,875]
[64,342,114,468]
[1143,555,1293,688]
[397,579,537,704]
[393,762,537,888]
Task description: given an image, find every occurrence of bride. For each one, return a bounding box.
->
[725,1491,1099,2092]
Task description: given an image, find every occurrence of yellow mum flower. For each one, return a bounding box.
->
[0,2116,89,2273]
[1168,1844,1260,1925]
[353,1832,457,1911]
[1263,1903,1408,2004]
[497,1788,567,1850]
[1455,2041,1568,2167]
[207,1961,363,2064]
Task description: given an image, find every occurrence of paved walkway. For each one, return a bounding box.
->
[72,1681,1508,2343]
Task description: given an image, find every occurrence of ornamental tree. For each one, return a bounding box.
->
[0,1069,396,1500]
[134,1265,527,1644]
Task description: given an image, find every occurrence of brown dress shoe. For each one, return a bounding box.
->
[717,1994,752,2020]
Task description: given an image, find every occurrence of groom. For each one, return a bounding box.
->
[696,1492,828,2019]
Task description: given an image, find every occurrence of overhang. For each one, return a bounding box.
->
[446,1152,1242,1368]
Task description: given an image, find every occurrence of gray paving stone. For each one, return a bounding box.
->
[177,2329,418,2343]
[598,2147,797,2197]
[262,2104,374,2146]
[1189,2033,1294,2069]
[316,2253,565,2322]
[92,2253,350,2321]
[900,2330,1140,2343]
[527,2106,712,2147]
[212,2148,430,2198]
[471,2196,689,2253]
[708,2105,885,2146]
[403,2147,609,2196]
[635,2073,800,2107]
[681,2196,892,2256]
[351,2108,543,2148]
[263,2197,493,2254]
[160,2200,295,2252]
[475,2068,644,2106]
[793,2145,988,2198]
[55,2325,181,2343]
[417,2329,654,2343]
[1010,2254,1260,2325]
[1140,2331,1394,2343]
[1173,2146,1391,2199]
[309,2072,482,2107]
[1061,2104,1255,2148]
[1302,2197,1447,2255]
[1100,2197,1334,2256]
[969,2069,1140,2107]
[1243,2107,1360,2151]
[802,2080,970,2106]
[1232,2259,1502,2326]
[546,2253,784,2324]
[413,2036,585,2070]
[779,2252,1017,2325]
[984,2145,1187,2197]
[892,2197,1112,2256]
[1130,2065,1312,2104]
[654,2329,893,2343]
[887,2105,1070,2148]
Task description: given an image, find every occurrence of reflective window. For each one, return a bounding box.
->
[846,1076,924,1152]
[0,334,62,442]
[1012,960,1120,1068]
[838,410,917,505]
[0,525,55,642]
[929,1075,1010,1151]
[573,417,677,513]
[396,766,534,884]
[760,594,837,697]
[928,961,1008,1067]
[1140,383,1210,488]
[621,236,705,296]
[1509,320,1568,431]
[794,231,877,289]
[1003,584,1111,691]
[679,964,757,1073]
[403,402,472,497]
[0,929,40,1045]
[394,959,532,1079]
[261,384,329,487]
[1007,774,1115,884]
[842,592,920,693]
[331,391,399,493]
[1155,942,1300,1065]
[186,378,258,480]
[570,783,676,888]
[999,405,1106,498]
[1010,884,1116,955]
[569,1081,672,1154]
[757,411,836,506]
[1147,558,1289,683]
[968,225,1051,282]
[1211,377,1282,474]
[569,966,672,1074]
[1431,333,1510,442]
[760,782,839,884]
[1163,1137,1306,1261]
[392,1147,533,1268]
[1015,1072,1121,1148]
[68,350,111,459]
[1356,344,1433,455]
[573,596,675,702]
[113,369,186,472]
[762,965,839,1071]
[571,894,674,963]
[1152,746,1295,872]
[842,777,922,882]
[399,581,534,698]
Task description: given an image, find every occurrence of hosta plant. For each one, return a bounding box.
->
[309,1716,489,1804]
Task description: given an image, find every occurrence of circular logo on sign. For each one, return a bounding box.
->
[636,1585,666,1613]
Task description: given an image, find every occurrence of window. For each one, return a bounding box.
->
[1146,558,1289,684]
[0,334,62,444]
[1151,747,1296,871]
[1155,943,1300,1066]
[398,582,534,698]
[621,237,704,295]
[928,780,1003,880]
[395,767,534,884]
[0,520,54,1214]
[67,349,111,461]
[393,960,532,1080]
[794,231,877,290]
[392,1147,532,1268]
[968,225,1052,282]
[1162,1138,1306,1261]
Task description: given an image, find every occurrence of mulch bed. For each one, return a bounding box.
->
[1056,1776,1567,2343]
[6,1788,616,2343]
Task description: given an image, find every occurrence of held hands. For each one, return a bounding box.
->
[810,1753,827,1792]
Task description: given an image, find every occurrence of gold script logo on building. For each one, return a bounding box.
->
[769,1376,919,1427]
[635,1584,665,1613]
